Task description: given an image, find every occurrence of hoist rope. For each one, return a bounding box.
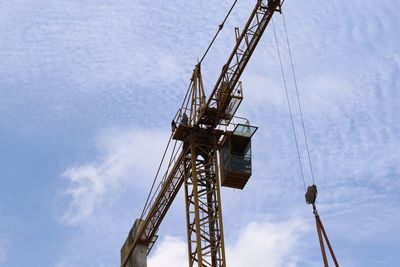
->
[164,140,181,182]
[199,0,238,64]
[272,18,306,191]
[141,0,240,216]
[140,71,196,220]
[127,1,237,256]
[282,13,316,185]
[140,133,174,220]
[138,0,237,219]
[182,80,194,111]
[277,14,338,265]
[142,139,182,218]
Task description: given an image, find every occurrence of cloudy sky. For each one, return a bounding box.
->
[0,0,399,266]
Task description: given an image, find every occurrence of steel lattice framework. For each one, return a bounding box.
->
[121,1,283,267]
[184,134,226,267]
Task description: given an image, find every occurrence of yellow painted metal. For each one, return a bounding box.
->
[190,140,205,266]
[121,1,284,266]
[214,143,227,266]
[184,134,227,267]
[190,65,206,126]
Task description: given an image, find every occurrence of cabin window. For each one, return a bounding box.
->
[220,124,257,189]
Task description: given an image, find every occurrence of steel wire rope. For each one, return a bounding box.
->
[163,141,182,183]
[182,79,194,111]
[153,0,239,211]
[125,41,196,267]
[124,1,239,262]
[139,133,173,220]
[132,140,182,261]
[125,138,180,267]
[142,139,181,217]
[199,0,238,64]
[125,133,172,265]
[279,17,338,264]
[272,18,306,191]
[140,76,194,221]
[282,13,316,185]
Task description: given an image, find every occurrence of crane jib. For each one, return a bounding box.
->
[121,1,283,266]
[198,0,282,127]
[121,150,187,267]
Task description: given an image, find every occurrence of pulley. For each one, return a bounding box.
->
[305,184,317,205]
[305,184,340,267]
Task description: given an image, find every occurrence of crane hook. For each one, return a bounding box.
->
[305,184,318,205]
[305,184,340,267]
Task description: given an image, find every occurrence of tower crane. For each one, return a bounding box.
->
[121,1,284,266]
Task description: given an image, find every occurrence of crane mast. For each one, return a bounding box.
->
[121,1,283,266]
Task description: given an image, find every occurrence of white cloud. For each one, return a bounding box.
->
[44,0,400,266]
[148,236,188,267]
[227,219,307,267]
[147,219,308,267]
[59,128,170,225]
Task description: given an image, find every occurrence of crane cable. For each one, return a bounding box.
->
[142,139,182,218]
[127,0,244,257]
[199,0,238,64]
[140,73,195,221]
[274,12,340,267]
[140,134,174,220]
[272,17,307,191]
[133,0,240,234]
[144,0,240,208]
[306,185,340,267]
[282,13,315,185]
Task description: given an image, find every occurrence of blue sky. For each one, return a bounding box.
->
[0,0,399,266]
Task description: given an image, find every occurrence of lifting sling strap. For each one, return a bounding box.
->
[305,185,340,267]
